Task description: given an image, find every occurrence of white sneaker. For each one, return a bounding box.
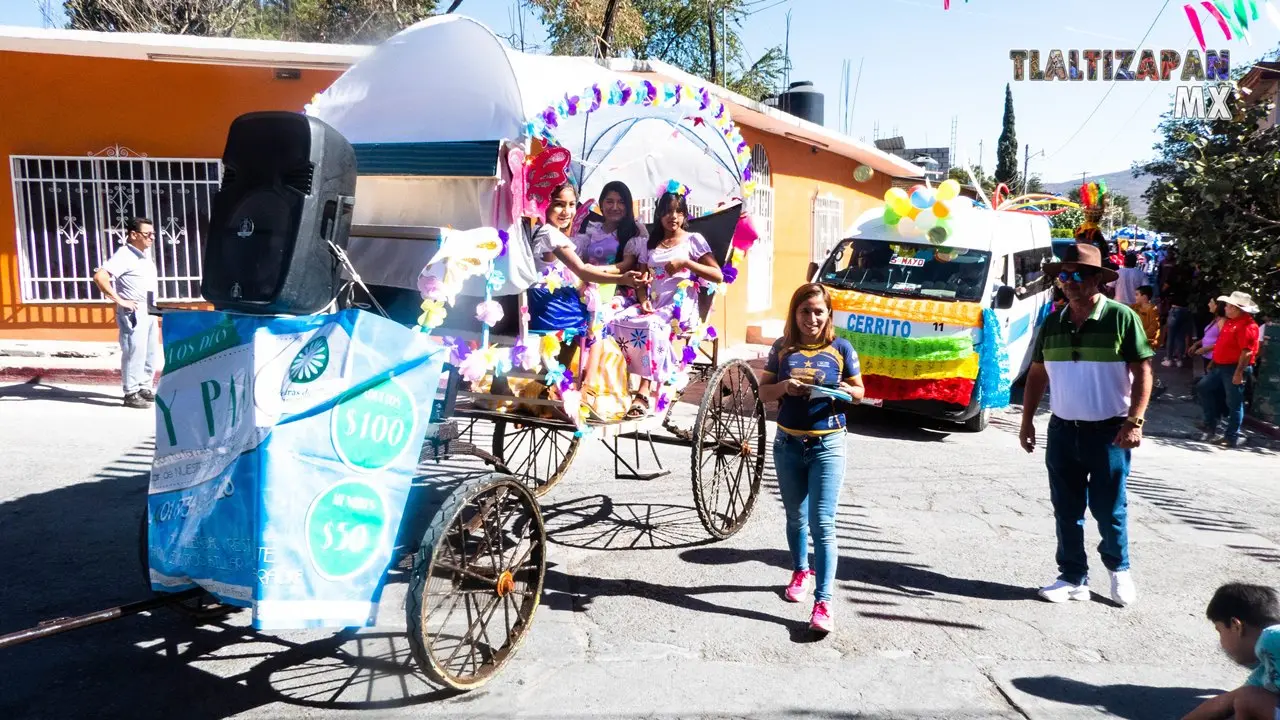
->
[1038,579,1091,603]
[1161,358,1173,367]
[1110,571,1137,607]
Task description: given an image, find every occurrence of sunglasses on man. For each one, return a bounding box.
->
[1057,269,1099,283]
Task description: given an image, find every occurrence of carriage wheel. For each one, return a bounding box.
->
[491,419,581,497]
[137,512,239,622]
[690,359,766,539]
[406,473,547,692]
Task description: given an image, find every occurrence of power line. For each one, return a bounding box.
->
[1103,33,1195,151]
[1048,0,1172,159]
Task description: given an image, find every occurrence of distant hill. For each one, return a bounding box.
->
[1042,169,1156,220]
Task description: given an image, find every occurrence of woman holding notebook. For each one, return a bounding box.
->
[758,283,864,636]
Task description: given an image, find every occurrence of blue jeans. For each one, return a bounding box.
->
[1199,364,1252,441]
[1045,416,1131,585]
[117,308,162,395]
[773,431,846,602]
[1165,306,1191,360]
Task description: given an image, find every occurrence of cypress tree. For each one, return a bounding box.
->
[995,83,1019,189]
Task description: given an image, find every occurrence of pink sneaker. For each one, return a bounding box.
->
[784,569,814,602]
[810,601,833,634]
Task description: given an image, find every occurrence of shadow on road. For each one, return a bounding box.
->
[0,380,121,407]
[541,567,818,642]
[1010,675,1221,720]
[541,494,717,551]
[0,441,495,718]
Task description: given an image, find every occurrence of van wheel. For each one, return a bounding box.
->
[962,408,989,433]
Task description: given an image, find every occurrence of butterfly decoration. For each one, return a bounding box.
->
[507,146,527,225]
[526,146,572,216]
[573,198,596,235]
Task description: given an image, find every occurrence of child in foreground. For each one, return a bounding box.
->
[1132,285,1166,398]
[1182,583,1280,720]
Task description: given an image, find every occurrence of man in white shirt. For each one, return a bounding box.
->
[1113,251,1147,305]
[93,218,162,408]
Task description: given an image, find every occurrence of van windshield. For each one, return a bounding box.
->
[818,238,992,302]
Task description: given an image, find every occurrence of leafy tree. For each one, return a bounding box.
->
[995,83,1020,189]
[63,0,464,42]
[1141,94,1280,315]
[63,0,255,35]
[528,0,785,100]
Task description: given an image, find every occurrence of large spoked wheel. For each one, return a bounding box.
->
[491,419,580,497]
[690,359,766,539]
[406,473,547,692]
[137,512,239,622]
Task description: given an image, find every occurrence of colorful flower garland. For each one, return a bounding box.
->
[526,79,756,199]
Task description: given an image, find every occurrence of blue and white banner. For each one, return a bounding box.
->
[145,309,445,630]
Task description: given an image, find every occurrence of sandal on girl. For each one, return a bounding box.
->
[625,394,650,419]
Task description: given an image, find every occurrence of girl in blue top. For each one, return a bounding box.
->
[758,283,864,635]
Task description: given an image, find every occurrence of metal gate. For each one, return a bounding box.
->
[811,194,844,268]
[10,151,220,303]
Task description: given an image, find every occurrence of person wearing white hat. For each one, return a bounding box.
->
[1197,291,1262,448]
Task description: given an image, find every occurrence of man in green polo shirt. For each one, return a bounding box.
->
[1019,242,1154,608]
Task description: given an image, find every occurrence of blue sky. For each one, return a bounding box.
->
[3,0,1276,182]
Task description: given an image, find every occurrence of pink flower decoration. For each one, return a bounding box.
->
[458,350,490,384]
[475,300,504,327]
[418,272,448,301]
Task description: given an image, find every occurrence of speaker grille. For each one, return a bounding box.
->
[283,163,315,195]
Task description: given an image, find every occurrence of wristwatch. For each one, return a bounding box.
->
[1124,416,1145,428]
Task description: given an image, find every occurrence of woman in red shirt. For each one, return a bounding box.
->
[1197,291,1262,448]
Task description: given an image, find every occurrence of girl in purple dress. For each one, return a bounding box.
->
[609,191,723,418]
[575,181,647,308]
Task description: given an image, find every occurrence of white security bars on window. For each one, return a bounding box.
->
[811,194,844,266]
[10,155,220,303]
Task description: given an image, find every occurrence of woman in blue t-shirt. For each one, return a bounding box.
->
[758,283,864,635]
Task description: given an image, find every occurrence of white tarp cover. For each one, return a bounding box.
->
[306,14,749,207]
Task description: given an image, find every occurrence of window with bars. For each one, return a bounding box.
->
[10,154,220,303]
[811,194,844,266]
[635,197,705,224]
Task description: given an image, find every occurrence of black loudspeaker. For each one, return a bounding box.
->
[202,111,356,315]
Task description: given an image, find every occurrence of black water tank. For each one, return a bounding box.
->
[778,81,824,126]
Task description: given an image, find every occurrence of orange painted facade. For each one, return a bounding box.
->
[0,51,338,341]
[1,51,896,346]
[707,127,892,347]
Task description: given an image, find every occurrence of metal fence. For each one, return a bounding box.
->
[10,153,220,303]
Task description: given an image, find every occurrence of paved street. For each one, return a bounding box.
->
[1,379,1277,719]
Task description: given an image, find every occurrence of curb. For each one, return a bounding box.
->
[1244,415,1280,441]
[0,367,121,386]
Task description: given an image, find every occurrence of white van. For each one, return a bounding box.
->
[813,205,1054,431]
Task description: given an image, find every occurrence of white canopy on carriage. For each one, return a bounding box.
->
[306,15,753,297]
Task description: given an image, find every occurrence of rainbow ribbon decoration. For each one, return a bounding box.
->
[831,290,1009,409]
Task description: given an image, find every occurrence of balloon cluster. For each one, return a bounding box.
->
[882,179,963,245]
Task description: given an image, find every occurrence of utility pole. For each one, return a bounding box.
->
[1022,144,1044,195]
[977,139,983,170]
[708,2,718,85]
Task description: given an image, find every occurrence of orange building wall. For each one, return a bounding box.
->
[707,128,891,347]
[0,51,339,341]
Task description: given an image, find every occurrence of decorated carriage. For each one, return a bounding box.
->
[119,15,767,693]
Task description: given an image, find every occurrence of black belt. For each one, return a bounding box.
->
[1051,415,1126,428]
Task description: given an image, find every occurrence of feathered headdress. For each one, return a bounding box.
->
[1075,179,1108,237]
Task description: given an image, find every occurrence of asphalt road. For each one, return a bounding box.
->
[1,380,1278,719]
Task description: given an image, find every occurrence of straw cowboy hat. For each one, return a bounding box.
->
[1218,291,1260,314]
[1043,242,1119,284]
